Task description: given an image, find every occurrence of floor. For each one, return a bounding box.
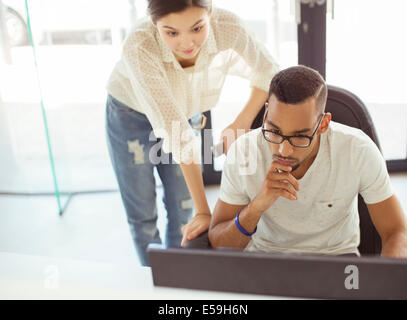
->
[0,174,406,266]
[0,181,220,266]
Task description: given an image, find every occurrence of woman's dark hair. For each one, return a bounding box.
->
[269,65,328,112]
[147,0,212,24]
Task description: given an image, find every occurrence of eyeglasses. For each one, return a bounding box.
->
[261,105,325,148]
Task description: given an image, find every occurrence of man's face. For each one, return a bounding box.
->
[264,94,329,173]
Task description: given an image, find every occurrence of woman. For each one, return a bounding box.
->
[106,0,279,266]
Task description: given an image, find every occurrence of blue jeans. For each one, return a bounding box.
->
[105,95,196,266]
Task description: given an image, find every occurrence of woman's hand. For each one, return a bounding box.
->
[181,213,211,247]
[220,120,250,155]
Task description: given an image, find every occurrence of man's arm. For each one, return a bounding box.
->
[367,194,407,258]
[209,200,261,249]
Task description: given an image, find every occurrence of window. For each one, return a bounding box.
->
[326,0,407,162]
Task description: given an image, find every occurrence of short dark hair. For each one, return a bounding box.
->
[147,0,212,24]
[268,65,328,112]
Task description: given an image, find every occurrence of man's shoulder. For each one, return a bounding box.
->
[326,121,382,167]
[328,121,375,148]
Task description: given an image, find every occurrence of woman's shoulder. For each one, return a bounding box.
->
[123,17,160,56]
[211,7,243,26]
[210,7,248,48]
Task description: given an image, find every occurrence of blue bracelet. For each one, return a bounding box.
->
[235,211,257,236]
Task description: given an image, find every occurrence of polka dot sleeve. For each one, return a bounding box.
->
[214,9,280,92]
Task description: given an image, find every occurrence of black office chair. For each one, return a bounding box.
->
[186,85,382,256]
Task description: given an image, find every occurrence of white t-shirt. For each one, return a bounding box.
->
[220,121,393,256]
[106,7,279,163]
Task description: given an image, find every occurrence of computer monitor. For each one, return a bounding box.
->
[148,246,407,299]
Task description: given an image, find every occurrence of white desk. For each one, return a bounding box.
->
[0,252,282,299]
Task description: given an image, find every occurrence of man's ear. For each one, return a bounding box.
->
[262,99,270,123]
[319,112,331,133]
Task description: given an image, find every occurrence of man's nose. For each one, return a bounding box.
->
[278,139,294,157]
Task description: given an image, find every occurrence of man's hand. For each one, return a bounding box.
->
[181,213,211,247]
[251,161,300,213]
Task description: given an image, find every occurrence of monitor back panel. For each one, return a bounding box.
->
[148,247,407,299]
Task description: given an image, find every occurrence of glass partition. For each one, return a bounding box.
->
[0,0,134,213]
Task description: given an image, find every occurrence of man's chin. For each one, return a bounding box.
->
[291,163,300,172]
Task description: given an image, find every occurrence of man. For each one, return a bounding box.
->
[209,65,407,258]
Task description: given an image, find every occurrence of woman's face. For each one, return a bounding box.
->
[155,6,210,64]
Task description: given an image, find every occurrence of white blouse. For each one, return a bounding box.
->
[107,7,279,163]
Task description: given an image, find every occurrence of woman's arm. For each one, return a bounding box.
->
[221,87,268,154]
[214,10,278,153]
[235,87,269,129]
[179,145,211,246]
